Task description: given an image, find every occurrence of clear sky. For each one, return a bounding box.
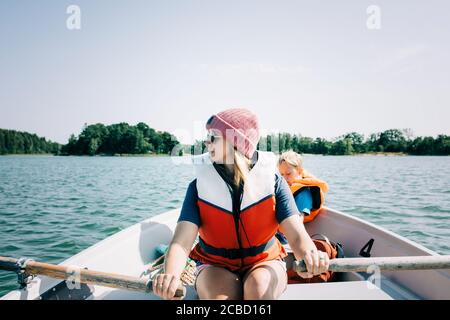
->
[1,0,449,144]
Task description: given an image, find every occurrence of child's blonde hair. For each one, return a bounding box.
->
[278,150,303,169]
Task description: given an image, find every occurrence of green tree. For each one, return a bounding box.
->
[297,136,314,154]
[290,135,300,153]
[312,138,332,155]
[366,133,379,152]
[407,136,436,155]
[0,129,61,155]
[279,133,292,152]
[159,131,179,154]
[101,123,129,154]
[0,130,5,155]
[330,138,353,155]
[378,129,407,152]
[434,135,450,155]
[343,132,365,153]
[60,122,179,156]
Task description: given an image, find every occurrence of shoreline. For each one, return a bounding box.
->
[0,153,172,157]
[2,152,449,157]
[352,152,407,156]
[285,152,410,157]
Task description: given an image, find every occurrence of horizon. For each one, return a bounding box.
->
[0,122,447,146]
[1,1,449,145]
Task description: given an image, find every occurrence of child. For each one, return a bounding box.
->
[276,150,329,245]
[278,151,336,283]
[152,108,329,300]
[277,150,329,224]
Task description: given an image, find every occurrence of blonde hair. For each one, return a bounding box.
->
[278,150,303,169]
[233,150,251,187]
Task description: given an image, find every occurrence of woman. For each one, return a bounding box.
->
[153,108,329,300]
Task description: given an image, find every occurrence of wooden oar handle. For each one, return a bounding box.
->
[0,256,186,299]
[293,255,450,273]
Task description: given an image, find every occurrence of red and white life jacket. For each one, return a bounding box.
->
[189,151,287,271]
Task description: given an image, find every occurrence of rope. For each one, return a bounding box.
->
[142,251,197,286]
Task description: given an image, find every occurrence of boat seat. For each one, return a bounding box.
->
[279,281,393,300]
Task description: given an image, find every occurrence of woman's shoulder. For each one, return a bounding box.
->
[186,179,198,195]
[274,172,289,194]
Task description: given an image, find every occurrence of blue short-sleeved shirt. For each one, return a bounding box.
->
[178,172,299,226]
[276,188,313,244]
[294,187,313,215]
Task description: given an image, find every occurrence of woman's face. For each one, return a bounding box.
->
[278,161,301,185]
[206,130,233,164]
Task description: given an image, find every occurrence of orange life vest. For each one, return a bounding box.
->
[288,169,329,223]
[189,151,286,272]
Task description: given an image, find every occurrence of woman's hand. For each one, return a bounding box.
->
[153,221,198,300]
[297,249,330,278]
[152,273,183,300]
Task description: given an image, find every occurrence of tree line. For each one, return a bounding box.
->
[191,129,450,156]
[1,126,449,156]
[0,129,60,155]
[60,122,180,155]
[270,129,450,155]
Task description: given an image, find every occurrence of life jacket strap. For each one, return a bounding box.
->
[198,237,276,260]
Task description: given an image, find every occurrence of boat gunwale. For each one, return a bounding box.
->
[319,206,439,256]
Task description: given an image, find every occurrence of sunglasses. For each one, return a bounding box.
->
[205,133,222,144]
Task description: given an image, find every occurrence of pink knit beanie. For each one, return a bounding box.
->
[206,108,260,159]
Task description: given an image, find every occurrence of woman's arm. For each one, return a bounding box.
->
[165,221,199,276]
[279,213,329,278]
[275,173,329,277]
[153,222,198,300]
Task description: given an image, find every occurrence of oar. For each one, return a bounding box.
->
[293,255,450,273]
[0,256,186,299]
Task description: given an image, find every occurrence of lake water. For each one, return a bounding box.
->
[1,155,449,296]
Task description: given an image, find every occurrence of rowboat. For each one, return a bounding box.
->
[2,207,450,300]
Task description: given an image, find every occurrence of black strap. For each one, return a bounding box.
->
[199,237,276,260]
